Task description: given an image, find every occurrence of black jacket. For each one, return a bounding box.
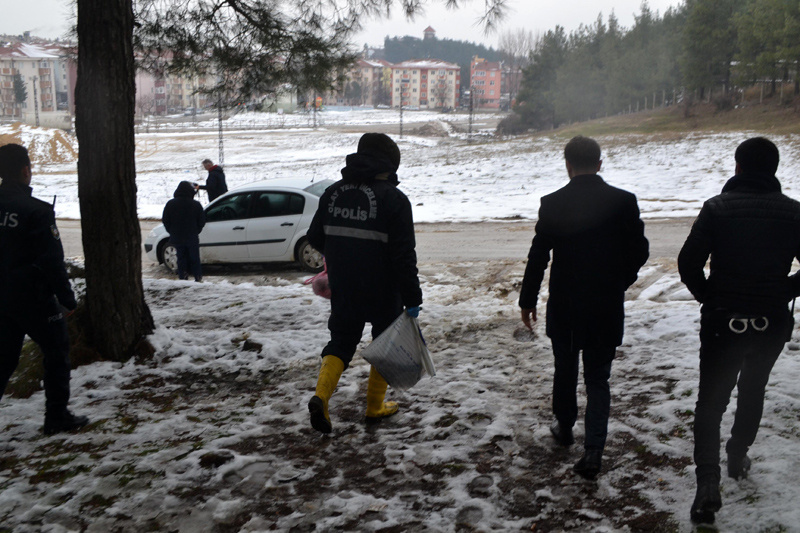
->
[0,182,76,310]
[199,166,227,202]
[162,181,206,246]
[307,152,422,316]
[678,171,800,315]
[519,174,649,348]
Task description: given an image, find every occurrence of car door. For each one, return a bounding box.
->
[199,192,253,262]
[246,191,305,260]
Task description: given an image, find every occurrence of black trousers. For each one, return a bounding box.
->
[0,296,71,413]
[551,337,615,451]
[174,243,202,281]
[693,310,790,483]
[322,301,404,369]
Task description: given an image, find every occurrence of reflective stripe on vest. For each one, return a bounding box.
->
[323,225,389,243]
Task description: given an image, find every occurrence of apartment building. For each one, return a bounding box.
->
[0,42,72,128]
[391,59,460,109]
[470,56,503,109]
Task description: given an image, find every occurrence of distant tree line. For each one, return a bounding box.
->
[503,0,800,133]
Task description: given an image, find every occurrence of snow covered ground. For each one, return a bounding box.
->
[2,260,800,532]
[19,109,800,223]
[2,112,800,531]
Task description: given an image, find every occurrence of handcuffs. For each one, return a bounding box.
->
[728,316,769,334]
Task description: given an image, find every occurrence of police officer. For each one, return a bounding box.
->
[0,143,89,435]
[306,133,422,434]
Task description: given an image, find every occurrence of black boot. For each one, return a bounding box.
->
[690,482,721,524]
[727,453,751,480]
[573,448,602,480]
[549,419,574,446]
[43,410,89,435]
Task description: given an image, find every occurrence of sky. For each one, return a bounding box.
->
[4,0,683,48]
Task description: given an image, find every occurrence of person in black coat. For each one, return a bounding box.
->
[306,133,422,434]
[678,137,800,525]
[0,143,88,435]
[198,159,228,202]
[162,181,206,282]
[519,136,649,479]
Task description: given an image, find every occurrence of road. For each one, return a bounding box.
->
[57,217,693,267]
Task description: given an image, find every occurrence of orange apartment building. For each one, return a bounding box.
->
[390,59,460,109]
[470,56,503,109]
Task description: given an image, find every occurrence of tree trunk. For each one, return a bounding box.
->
[75,0,154,361]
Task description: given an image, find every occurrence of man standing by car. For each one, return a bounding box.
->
[162,181,206,282]
[306,133,422,434]
[519,135,649,479]
[197,159,227,202]
[678,137,800,525]
[0,143,89,434]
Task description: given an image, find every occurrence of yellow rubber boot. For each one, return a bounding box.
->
[365,366,399,422]
[308,355,345,434]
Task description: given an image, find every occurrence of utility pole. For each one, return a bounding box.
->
[31,76,40,127]
[468,87,474,142]
[217,97,224,165]
[399,82,406,139]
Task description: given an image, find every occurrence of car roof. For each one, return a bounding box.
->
[227,177,333,193]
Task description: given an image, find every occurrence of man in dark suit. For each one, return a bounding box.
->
[519,136,649,479]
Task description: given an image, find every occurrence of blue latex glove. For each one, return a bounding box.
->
[406,306,420,318]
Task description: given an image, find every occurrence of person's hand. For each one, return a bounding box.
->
[406,306,420,318]
[520,307,537,331]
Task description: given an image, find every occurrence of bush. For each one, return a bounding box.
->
[496,113,530,136]
[714,94,735,112]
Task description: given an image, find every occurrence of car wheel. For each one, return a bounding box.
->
[296,238,323,273]
[158,240,178,273]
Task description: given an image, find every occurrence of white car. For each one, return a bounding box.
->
[144,177,334,272]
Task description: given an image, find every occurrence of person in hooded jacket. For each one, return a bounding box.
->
[306,133,422,434]
[0,143,89,435]
[679,137,800,525]
[162,181,206,282]
[197,159,228,202]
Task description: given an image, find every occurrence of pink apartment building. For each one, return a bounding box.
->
[470,56,503,109]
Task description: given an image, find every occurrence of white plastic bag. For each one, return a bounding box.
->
[361,312,435,391]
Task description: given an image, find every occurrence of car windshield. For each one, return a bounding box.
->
[304,179,336,197]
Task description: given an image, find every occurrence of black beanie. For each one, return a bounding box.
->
[357,133,400,170]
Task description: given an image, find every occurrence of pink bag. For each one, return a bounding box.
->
[303,261,331,299]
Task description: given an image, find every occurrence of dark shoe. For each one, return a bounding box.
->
[43,410,89,435]
[573,448,602,480]
[690,482,721,524]
[727,453,751,480]
[308,395,332,434]
[550,420,574,446]
[194,277,203,283]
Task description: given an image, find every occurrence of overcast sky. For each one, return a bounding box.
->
[3,0,683,48]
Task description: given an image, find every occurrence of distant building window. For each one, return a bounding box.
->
[477,71,485,76]
[395,88,399,92]
[489,81,495,86]
[413,70,417,74]
[413,88,417,93]
[490,90,495,95]
[448,71,454,76]
[439,70,445,75]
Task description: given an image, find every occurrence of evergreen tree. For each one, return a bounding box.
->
[680,0,743,98]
